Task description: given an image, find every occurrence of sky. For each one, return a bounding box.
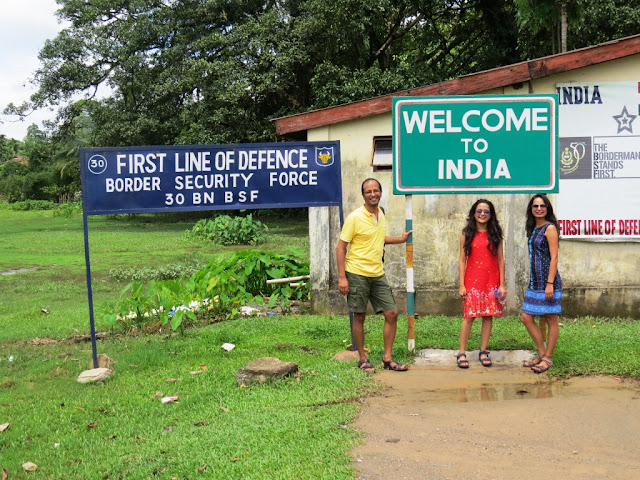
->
[0,0,68,141]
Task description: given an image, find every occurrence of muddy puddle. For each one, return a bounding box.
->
[351,359,640,480]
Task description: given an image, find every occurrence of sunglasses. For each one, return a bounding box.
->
[532,204,548,210]
[475,209,490,215]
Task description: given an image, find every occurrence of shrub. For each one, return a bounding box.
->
[53,202,83,217]
[186,214,267,245]
[105,249,309,332]
[109,255,208,283]
[1,199,58,211]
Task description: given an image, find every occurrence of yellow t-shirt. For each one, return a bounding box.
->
[340,206,386,277]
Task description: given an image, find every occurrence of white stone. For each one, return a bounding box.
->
[77,368,113,384]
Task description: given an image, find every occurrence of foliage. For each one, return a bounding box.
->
[52,201,83,217]
[186,214,268,246]
[108,255,208,283]
[4,0,525,147]
[0,199,58,211]
[106,248,309,331]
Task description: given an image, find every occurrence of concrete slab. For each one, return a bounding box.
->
[415,348,535,368]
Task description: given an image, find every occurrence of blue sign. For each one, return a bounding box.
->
[80,142,342,215]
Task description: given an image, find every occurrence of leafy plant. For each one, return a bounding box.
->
[53,201,82,217]
[105,249,310,332]
[0,199,57,210]
[185,214,268,245]
[108,255,208,283]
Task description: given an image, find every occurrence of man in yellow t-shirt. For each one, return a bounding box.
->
[337,178,411,373]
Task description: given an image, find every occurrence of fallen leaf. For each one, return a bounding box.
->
[198,464,208,473]
[152,391,163,399]
[22,462,38,471]
[163,427,173,434]
[231,457,241,462]
[200,365,208,371]
[76,407,85,410]
[221,407,230,413]
[166,378,178,383]
[2,467,7,479]
[193,421,209,427]
[0,423,9,432]
[190,371,202,375]
[86,423,98,429]
[104,434,118,440]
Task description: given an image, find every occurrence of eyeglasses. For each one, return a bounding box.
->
[475,209,490,215]
[532,204,548,210]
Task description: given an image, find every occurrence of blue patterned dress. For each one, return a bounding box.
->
[522,223,562,315]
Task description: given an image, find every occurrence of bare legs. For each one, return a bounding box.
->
[381,309,399,363]
[352,312,368,362]
[521,313,559,369]
[352,310,400,363]
[458,316,493,366]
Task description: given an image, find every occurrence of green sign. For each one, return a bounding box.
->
[393,95,558,194]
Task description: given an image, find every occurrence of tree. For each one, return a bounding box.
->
[3,0,639,154]
[0,135,21,164]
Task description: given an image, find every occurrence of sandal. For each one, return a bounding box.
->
[479,350,492,367]
[357,359,376,373]
[532,357,553,374]
[381,358,408,372]
[523,355,543,368]
[455,352,469,369]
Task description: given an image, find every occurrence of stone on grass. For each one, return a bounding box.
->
[236,357,298,385]
[332,350,359,362]
[88,353,114,370]
[77,368,113,384]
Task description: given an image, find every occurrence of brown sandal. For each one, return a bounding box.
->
[455,352,469,369]
[381,358,408,372]
[523,355,543,368]
[357,359,376,373]
[532,357,553,374]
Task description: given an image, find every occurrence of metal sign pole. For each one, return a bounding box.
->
[82,210,99,369]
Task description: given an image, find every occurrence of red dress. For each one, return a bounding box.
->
[462,231,503,319]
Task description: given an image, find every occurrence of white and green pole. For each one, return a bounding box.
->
[405,195,415,352]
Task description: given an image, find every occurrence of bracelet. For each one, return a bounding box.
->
[546,281,554,284]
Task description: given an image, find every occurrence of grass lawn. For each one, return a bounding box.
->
[1,208,639,479]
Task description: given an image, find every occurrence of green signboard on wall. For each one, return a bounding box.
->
[393,95,558,194]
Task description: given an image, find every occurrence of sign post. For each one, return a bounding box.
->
[80,141,342,367]
[393,95,558,350]
[394,95,558,195]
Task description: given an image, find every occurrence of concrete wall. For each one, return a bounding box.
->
[308,55,640,319]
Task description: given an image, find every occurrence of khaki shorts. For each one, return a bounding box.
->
[346,272,396,314]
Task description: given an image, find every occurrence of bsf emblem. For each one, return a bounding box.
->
[560,142,586,175]
[316,146,334,167]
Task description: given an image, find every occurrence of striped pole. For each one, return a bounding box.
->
[405,195,415,352]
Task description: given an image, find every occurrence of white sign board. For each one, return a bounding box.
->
[556,81,640,240]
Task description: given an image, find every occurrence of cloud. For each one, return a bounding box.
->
[0,0,67,140]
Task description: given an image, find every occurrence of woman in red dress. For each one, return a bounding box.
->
[456,199,506,368]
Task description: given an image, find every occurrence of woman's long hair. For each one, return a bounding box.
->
[525,194,559,237]
[462,199,503,257]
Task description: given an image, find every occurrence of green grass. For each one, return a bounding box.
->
[1,209,639,479]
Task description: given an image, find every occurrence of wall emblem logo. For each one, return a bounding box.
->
[558,137,591,179]
[315,146,334,167]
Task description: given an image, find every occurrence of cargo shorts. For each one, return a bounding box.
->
[346,272,396,314]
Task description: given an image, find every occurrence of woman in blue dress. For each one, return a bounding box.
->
[521,194,561,374]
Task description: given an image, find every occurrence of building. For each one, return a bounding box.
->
[275,35,640,319]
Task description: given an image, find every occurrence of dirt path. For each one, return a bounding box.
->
[350,352,640,480]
